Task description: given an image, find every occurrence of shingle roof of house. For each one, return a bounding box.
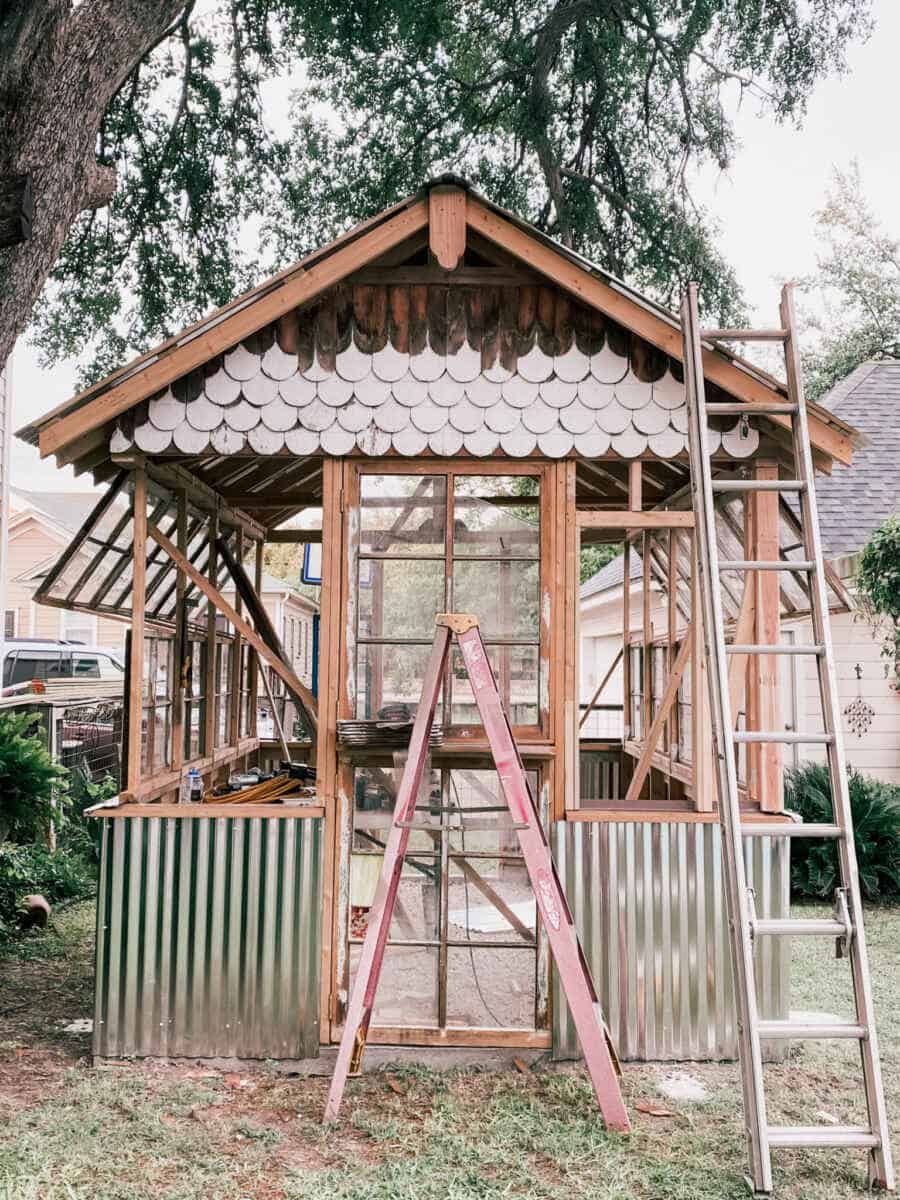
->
[580,550,643,601]
[10,489,104,536]
[814,361,900,557]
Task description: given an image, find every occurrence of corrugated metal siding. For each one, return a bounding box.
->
[94,816,323,1059]
[553,820,789,1061]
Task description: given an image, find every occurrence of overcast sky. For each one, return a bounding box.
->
[9,0,899,492]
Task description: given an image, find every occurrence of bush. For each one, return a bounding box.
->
[0,710,68,843]
[785,762,900,901]
[0,842,95,941]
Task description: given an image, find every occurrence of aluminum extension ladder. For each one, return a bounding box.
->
[324,613,630,1132]
[681,282,893,1195]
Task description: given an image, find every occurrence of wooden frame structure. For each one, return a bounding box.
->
[18,177,856,1054]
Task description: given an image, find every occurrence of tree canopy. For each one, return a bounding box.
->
[1,1,874,380]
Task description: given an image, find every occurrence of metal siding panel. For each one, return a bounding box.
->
[553,819,789,1061]
[93,816,323,1060]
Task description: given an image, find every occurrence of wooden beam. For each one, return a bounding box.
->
[755,462,782,812]
[146,521,319,739]
[39,199,429,459]
[465,197,853,465]
[622,540,631,739]
[126,470,147,796]
[623,633,692,805]
[428,185,467,270]
[691,537,714,812]
[220,492,322,508]
[204,512,219,764]
[579,649,623,731]
[171,490,188,779]
[577,510,694,530]
[628,462,642,512]
[265,528,323,544]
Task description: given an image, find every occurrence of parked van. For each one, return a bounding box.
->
[1,639,125,691]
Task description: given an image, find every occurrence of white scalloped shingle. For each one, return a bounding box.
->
[260,344,298,381]
[393,373,430,408]
[540,377,578,409]
[516,344,553,383]
[521,399,557,435]
[445,342,481,383]
[573,427,612,457]
[484,401,519,434]
[653,371,684,410]
[632,400,670,436]
[205,369,242,407]
[284,427,320,456]
[248,425,285,454]
[648,427,685,458]
[427,373,464,408]
[501,376,540,409]
[320,425,358,456]
[392,426,429,456]
[279,374,317,407]
[354,378,392,407]
[614,373,652,410]
[410,401,449,434]
[373,397,410,433]
[448,399,484,434]
[428,426,464,456]
[173,421,211,454]
[538,428,574,457]
[721,419,759,458]
[242,373,279,407]
[148,390,186,431]
[706,427,722,455]
[225,400,261,432]
[559,399,595,435]
[299,398,336,432]
[335,343,372,382]
[483,360,512,384]
[260,398,298,432]
[590,344,629,384]
[595,398,631,435]
[337,400,375,433]
[110,426,131,454]
[610,428,648,458]
[210,426,245,455]
[465,376,502,408]
[318,375,354,408]
[463,427,500,456]
[135,423,173,453]
[357,426,392,456]
[302,351,331,382]
[371,343,409,382]
[499,427,538,457]
[186,396,222,432]
[223,344,260,382]
[670,406,688,434]
[578,375,615,411]
[409,344,445,382]
[554,346,590,383]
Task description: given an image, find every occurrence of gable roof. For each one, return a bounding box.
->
[812,361,900,557]
[580,551,642,601]
[18,176,856,474]
[10,489,105,538]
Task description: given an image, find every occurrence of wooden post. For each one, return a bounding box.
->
[642,531,652,744]
[691,534,713,812]
[628,461,642,512]
[126,469,147,797]
[755,461,782,812]
[205,511,219,770]
[666,529,678,758]
[229,529,245,749]
[171,490,187,782]
[622,540,631,739]
[744,487,760,801]
[247,539,263,735]
[563,461,578,816]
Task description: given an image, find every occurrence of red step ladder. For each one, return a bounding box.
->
[324,614,630,1131]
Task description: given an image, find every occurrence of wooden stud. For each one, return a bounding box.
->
[755,462,782,812]
[171,489,188,779]
[622,540,632,740]
[690,535,714,812]
[563,461,578,817]
[628,462,642,512]
[666,530,678,757]
[642,531,652,753]
[229,529,245,747]
[428,186,467,271]
[126,469,147,797]
[204,512,219,769]
[247,540,263,735]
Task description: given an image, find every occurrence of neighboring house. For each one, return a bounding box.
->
[578,360,900,782]
[6,488,127,649]
[221,570,318,691]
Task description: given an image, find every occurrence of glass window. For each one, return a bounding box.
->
[72,655,101,679]
[354,471,543,731]
[184,639,207,760]
[141,636,174,774]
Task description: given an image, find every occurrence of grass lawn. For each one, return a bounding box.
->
[0,899,898,1199]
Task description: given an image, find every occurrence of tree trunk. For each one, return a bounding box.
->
[0,0,187,373]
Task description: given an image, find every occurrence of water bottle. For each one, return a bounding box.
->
[189,768,203,803]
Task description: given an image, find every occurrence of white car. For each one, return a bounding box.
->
[2,639,125,692]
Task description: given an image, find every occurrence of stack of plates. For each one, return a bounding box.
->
[337,719,444,750]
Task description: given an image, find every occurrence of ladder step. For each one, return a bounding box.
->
[702,329,789,343]
[766,1126,879,1150]
[718,560,815,572]
[726,644,823,656]
[756,1020,866,1040]
[705,401,797,415]
[741,823,843,839]
[711,479,805,493]
[733,730,833,744]
[754,917,848,937]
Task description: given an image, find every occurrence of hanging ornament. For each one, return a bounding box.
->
[843,663,875,738]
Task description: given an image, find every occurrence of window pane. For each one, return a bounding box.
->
[452,560,539,640]
[355,643,443,720]
[353,765,441,857]
[360,474,446,556]
[452,476,539,558]
[450,644,539,726]
[445,947,535,1028]
[349,944,439,1028]
[72,655,100,679]
[358,559,445,640]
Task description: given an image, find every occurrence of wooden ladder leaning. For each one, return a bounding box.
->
[323,613,630,1133]
[681,283,894,1195]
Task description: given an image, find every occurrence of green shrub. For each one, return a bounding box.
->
[0,710,68,843]
[785,762,900,901]
[0,842,95,940]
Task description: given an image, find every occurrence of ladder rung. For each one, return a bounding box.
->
[705,401,797,415]
[754,917,848,936]
[702,329,788,342]
[711,479,805,493]
[718,560,815,572]
[741,823,844,839]
[756,1020,866,1040]
[726,644,823,656]
[733,730,833,744]
[766,1126,879,1150]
